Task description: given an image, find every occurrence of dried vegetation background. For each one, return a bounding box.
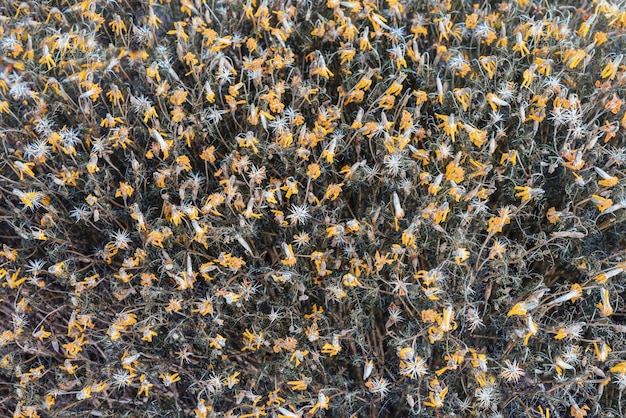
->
[1,0,626,417]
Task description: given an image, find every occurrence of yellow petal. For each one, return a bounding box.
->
[610,362,626,373]
[507,303,527,317]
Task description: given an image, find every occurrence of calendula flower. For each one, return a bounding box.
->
[439,306,457,332]
[597,287,613,316]
[514,186,544,202]
[591,194,613,212]
[435,113,461,142]
[321,336,342,356]
[601,54,622,80]
[595,167,619,187]
[570,403,590,418]
[138,374,153,397]
[13,161,36,180]
[309,392,329,414]
[554,322,585,340]
[115,182,134,202]
[342,273,361,287]
[550,283,583,305]
[508,298,538,317]
[159,372,181,386]
[280,243,297,266]
[554,356,575,376]
[287,376,309,391]
[594,341,611,362]
[76,385,92,400]
[487,206,513,234]
[453,248,470,264]
[611,362,626,374]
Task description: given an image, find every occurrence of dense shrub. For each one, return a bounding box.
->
[1,0,626,417]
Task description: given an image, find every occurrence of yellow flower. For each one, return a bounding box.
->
[594,31,607,45]
[5,268,26,289]
[165,298,183,313]
[159,372,181,386]
[593,341,611,362]
[610,362,626,373]
[500,150,518,166]
[242,329,264,351]
[43,394,55,410]
[14,161,35,180]
[321,336,342,356]
[346,219,361,233]
[563,48,586,69]
[175,155,192,172]
[142,327,158,342]
[398,347,415,361]
[39,45,56,69]
[445,161,465,183]
[570,403,590,418]
[523,316,538,346]
[76,385,92,400]
[282,179,299,198]
[591,194,613,212]
[289,350,309,366]
[514,186,544,202]
[597,288,613,316]
[321,139,337,164]
[507,300,535,317]
[304,304,324,320]
[115,182,134,201]
[422,379,448,408]
[310,54,333,79]
[138,374,153,397]
[439,306,457,332]
[309,392,329,414]
[48,261,65,277]
[487,206,513,234]
[106,86,124,105]
[488,240,507,259]
[435,113,461,142]
[342,273,361,287]
[237,132,259,153]
[324,183,343,201]
[339,47,356,65]
[453,248,470,265]
[109,14,127,35]
[287,376,309,391]
[463,124,487,147]
[479,56,497,79]
[561,283,583,304]
[224,371,240,389]
[195,399,212,418]
[32,326,51,341]
[512,32,529,57]
[92,381,108,393]
[170,106,186,122]
[167,21,189,41]
[595,167,619,187]
[209,334,226,350]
